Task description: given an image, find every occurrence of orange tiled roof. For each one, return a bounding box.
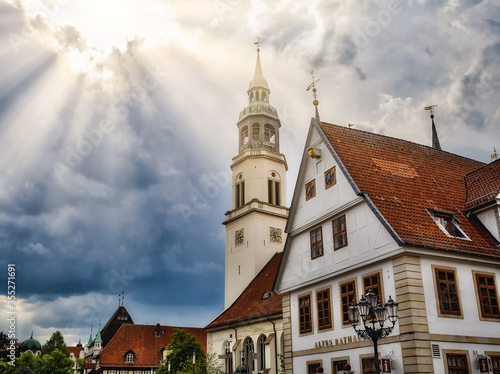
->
[66,346,84,357]
[206,253,282,329]
[98,324,207,368]
[318,122,500,257]
[465,159,500,210]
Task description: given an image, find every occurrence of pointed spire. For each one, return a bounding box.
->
[431,114,441,150]
[425,104,441,150]
[87,326,93,346]
[248,46,269,93]
[95,320,102,342]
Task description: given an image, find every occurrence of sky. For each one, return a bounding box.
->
[0,0,499,347]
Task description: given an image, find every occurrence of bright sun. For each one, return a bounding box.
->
[17,0,178,72]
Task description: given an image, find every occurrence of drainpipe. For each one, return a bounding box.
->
[229,324,238,374]
[265,316,278,374]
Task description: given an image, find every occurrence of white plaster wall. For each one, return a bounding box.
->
[420,256,500,337]
[232,154,287,208]
[279,200,398,292]
[477,206,500,241]
[207,319,284,374]
[289,259,399,353]
[225,211,287,307]
[430,341,499,374]
[292,342,402,374]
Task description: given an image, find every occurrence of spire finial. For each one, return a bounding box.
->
[306,70,320,121]
[121,291,124,306]
[425,104,441,150]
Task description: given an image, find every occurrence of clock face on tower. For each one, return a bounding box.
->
[269,227,282,243]
[235,229,244,246]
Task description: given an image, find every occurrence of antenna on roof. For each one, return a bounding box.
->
[306,70,320,121]
[425,104,441,150]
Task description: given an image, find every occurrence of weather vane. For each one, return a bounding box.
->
[306,70,320,121]
[254,36,262,52]
[424,104,438,118]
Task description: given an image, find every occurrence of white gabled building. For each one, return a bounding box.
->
[274,118,500,374]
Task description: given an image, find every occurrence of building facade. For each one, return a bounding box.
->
[206,48,289,374]
[274,119,500,374]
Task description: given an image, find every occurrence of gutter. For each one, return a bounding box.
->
[265,316,278,374]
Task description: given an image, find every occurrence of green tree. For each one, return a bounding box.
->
[0,349,74,374]
[156,329,206,374]
[39,349,73,374]
[41,332,66,356]
[0,359,17,374]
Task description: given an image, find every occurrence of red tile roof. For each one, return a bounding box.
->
[318,122,500,257]
[98,324,207,368]
[66,346,84,358]
[206,253,282,329]
[465,159,500,210]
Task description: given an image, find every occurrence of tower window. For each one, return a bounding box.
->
[264,124,276,144]
[240,126,249,148]
[236,180,245,208]
[252,123,260,141]
[268,180,280,205]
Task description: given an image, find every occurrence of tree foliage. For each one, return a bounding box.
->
[41,331,66,356]
[0,349,73,374]
[0,332,20,361]
[156,329,206,374]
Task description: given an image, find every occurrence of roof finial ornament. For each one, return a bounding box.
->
[121,291,124,306]
[492,147,498,161]
[306,70,320,122]
[425,104,441,150]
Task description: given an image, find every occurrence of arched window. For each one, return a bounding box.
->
[235,174,245,208]
[252,124,260,141]
[268,171,281,206]
[223,341,232,374]
[244,337,255,372]
[240,126,249,148]
[264,124,275,144]
[257,335,266,371]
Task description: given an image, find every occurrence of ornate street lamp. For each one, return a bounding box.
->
[348,289,399,374]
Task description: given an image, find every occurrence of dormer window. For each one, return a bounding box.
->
[428,209,469,239]
[124,350,135,364]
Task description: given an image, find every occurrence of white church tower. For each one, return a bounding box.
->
[223,47,289,308]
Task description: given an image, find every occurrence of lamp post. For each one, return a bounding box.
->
[348,288,399,374]
[192,349,196,374]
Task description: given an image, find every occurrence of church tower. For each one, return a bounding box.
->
[223,48,289,308]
